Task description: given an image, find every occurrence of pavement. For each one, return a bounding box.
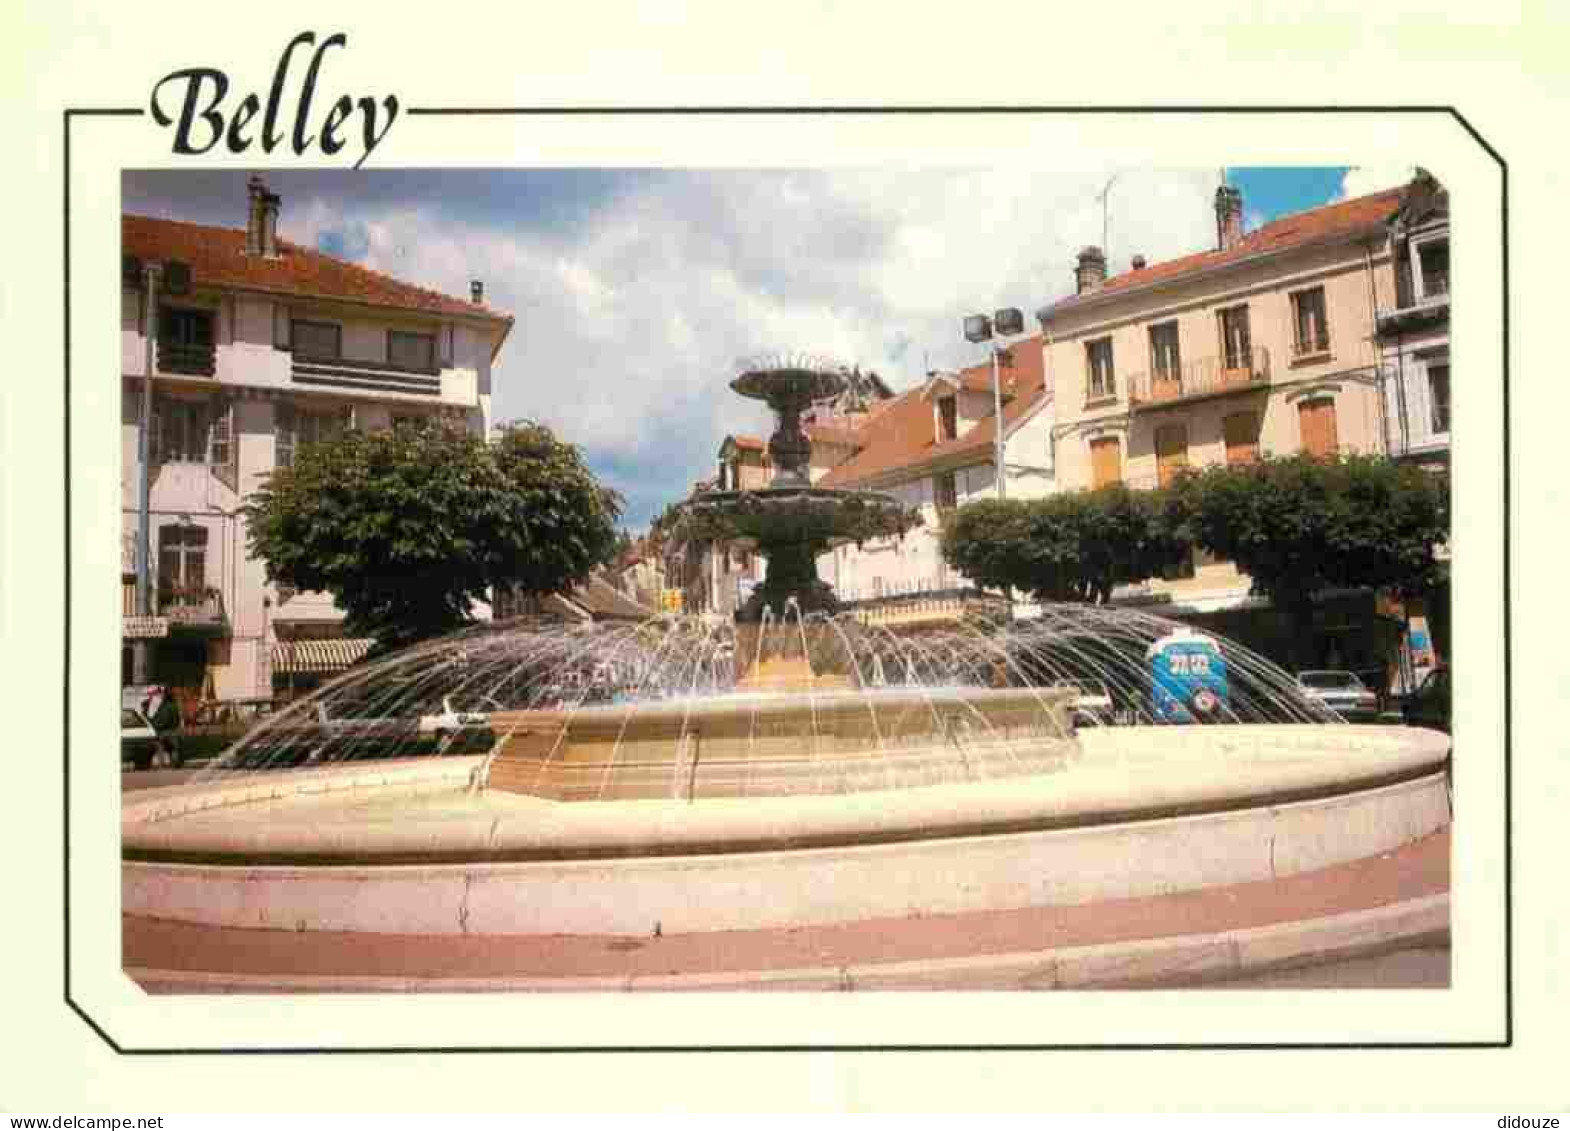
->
[124,829,1449,993]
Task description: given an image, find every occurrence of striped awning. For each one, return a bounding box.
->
[271,638,376,674]
[123,616,170,639]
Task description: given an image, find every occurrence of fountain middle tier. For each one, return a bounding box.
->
[483,683,1077,801]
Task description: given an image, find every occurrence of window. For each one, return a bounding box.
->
[1086,337,1116,399]
[1298,396,1339,459]
[388,330,436,371]
[1223,411,1262,465]
[1428,363,1451,434]
[291,320,341,360]
[937,395,958,442]
[1417,240,1449,299]
[157,523,208,599]
[1155,423,1189,487]
[1149,322,1181,384]
[1089,436,1122,488]
[157,307,215,375]
[275,402,346,469]
[153,397,210,463]
[1290,287,1330,355]
[1219,305,1253,372]
[934,471,958,511]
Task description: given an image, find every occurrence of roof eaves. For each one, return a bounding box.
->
[1036,217,1393,327]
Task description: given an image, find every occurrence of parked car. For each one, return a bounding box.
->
[1401,665,1451,733]
[418,696,496,753]
[1295,669,1381,722]
[121,706,181,770]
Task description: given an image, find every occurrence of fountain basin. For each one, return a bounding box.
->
[121,725,1450,936]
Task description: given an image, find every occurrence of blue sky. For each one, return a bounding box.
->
[124,165,1407,529]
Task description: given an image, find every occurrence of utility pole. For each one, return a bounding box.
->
[132,262,162,685]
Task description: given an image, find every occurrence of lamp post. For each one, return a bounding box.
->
[132,261,163,685]
[963,307,1025,499]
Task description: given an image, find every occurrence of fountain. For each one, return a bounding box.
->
[120,356,1452,986]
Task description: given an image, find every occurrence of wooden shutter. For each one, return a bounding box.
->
[1090,436,1122,488]
[273,304,292,350]
[1155,423,1188,487]
[1223,412,1261,465]
[1298,397,1339,459]
[209,397,237,490]
[274,402,295,469]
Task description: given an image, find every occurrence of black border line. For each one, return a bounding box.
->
[67,104,1510,1056]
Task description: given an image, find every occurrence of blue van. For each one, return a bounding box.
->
[1146,628,1230,723]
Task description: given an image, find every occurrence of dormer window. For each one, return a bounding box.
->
[937,395,958,442]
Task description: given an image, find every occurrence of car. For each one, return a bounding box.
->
[1401,665,1451,733]
[1295,670,1382,721]
[418,696,496,753]
[121,706,180,770]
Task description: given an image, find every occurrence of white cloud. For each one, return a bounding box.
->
[1338,165,1415,200]
[276,168,1224,525]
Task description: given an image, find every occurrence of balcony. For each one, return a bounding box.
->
[157,339,216,377]
[156,584,227,629]
[291,352,443,397]
[1127,347,1271,411]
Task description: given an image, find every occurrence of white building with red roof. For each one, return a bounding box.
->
[121,176,513,706]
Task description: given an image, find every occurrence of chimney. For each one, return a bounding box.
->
[1215,185,1244,251]
[470,280,484,304]
[1074,246,1107,296]
[245,175,282,257]
[1131,254,1147,271]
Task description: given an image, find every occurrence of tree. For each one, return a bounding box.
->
[1170,453,1449,658]
[941,485,1190,604]
[245,419,622,651]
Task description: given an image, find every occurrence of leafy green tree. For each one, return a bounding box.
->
[245,419,621,651]
[1170,453,1449,658]
[941,485,1190,604]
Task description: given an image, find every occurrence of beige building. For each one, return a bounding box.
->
[122,178,513,705]
[1037,183,1405,616]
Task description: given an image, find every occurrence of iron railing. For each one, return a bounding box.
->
[157,339,216,376]
[156,584,226,625]
[1127,346,1271,409]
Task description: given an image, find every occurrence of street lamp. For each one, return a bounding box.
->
[963,307,1024,499]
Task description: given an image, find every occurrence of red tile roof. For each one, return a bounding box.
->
[123,214,514,328]
[726,434,767,452]
[817,337,1046,489]
[1043,188,1405,318]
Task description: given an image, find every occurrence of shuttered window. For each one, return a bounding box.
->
[1155,423,1189,487]
[1223,411,1262,465]
[1089,436,1122,488]
[1298,397,1339,459]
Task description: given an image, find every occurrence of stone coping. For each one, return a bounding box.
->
[121,725,1450,865]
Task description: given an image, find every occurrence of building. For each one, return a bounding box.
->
[1376,169,1451,469]
[1035,181,1417,679]
[121,177,513,707]
[812,339,1056,605]
[1375,170,1451,677]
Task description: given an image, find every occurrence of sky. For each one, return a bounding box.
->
[123,164,1413,529]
